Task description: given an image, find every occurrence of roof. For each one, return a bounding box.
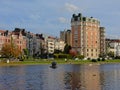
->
[106,39,120,43]
[0,30,6,33]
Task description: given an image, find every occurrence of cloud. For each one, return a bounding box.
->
[29,14,41,20]
[64,3,79,12]
[58,17,68,23]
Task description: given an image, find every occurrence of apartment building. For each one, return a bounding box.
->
[12,29,26,52]
[54,38,65,52]
[47,36,55,54]
[0,28,67,57]
[60,29,71,46]
[106,39,120,57]
[99,27,106,57]
[71,13,101,59]
[0,30,8,50]
[43,35,66,54]
[0,29,26,52]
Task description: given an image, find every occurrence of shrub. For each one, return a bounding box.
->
[102,58,105,61]
[77,55,84,60]
[91,59,97,62]
[58,54,67,58]
[97,58,101,61]
[115,56,120,59]
[87,58,91,60]
[67,54,73,59]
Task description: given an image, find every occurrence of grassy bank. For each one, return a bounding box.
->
[0,59,120,66]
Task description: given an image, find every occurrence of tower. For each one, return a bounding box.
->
[71,13,100,59]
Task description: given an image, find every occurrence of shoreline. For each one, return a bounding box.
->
[0,59,120,66]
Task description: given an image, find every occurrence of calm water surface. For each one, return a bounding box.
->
[0,64,120,90]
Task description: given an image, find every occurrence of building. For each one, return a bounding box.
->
[54,38,65,52]
[60,30,66,42]
[12,28,26,52]
[99,27,106,57]
[47,36,55,54]
[106,39,120,57]
[12,28,44,56]
[0,29,27,57]
[0,30,9,50]
[71,13,101,59]
[60,29,72,46]
[35,34,45,55]
[25,32,45,56]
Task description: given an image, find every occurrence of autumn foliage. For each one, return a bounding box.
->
[69,49,77,57]
[1,43,21,58]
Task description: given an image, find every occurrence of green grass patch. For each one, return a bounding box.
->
[0,59,120,66]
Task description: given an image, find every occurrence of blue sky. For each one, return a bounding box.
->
[0,0,120,38]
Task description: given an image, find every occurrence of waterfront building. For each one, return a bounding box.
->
[47,36,55,54]
[0,30,9,50]
[106,39,120,57]
[35,34,45,55]
[12,28,26,52]
[60,29,72,46]
[0,29,26,53]
[99,27,106,57]
[25,32,45,56]
[71,13,102,59]
[54,38,65,52]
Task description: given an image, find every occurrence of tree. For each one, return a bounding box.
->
[1,42,21,59]
[77,55,84,59]
[69,49,77,57]
[54,49,62,54]
[107,51,114,57]
[1,43,12,58]
[23,48,29,58]
[64,44,71,54]
[12,46,21,58]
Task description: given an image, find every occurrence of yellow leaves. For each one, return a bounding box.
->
[1,43,21,58]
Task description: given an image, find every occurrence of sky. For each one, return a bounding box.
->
[0,0,120,38]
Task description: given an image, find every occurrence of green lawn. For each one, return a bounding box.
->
[0,59,120,66]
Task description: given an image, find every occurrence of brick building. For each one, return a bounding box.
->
[0,29,26,55]
[60,29,71,46]
[71,13,104,59]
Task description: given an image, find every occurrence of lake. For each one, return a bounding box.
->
[0,64,120,90]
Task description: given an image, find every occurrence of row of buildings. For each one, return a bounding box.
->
[60,13,120,59]
[0,28,65,57]
[0,13,119,59]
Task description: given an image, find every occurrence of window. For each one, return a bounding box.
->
[8,39,10,43]
[91,49,93,52]
[87,49,89,52]
[96,49,97,52]
[91,53,93,56]
[87,53,89,56]
[75,40,78,43]
[74,30,78,34]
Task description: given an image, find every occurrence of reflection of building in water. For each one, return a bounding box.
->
[46,67,66,90]
[0,66,26,90]
[64,64,101,90]
[68,65,83,90]
[81,65,101,90]
[100,64,120,90]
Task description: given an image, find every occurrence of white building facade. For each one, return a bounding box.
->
[106,39,120,57]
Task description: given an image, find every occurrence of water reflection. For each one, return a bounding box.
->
[0,66,26,90]
[0,64,120,90]
[63,64,101,90]
[100,64,120,90]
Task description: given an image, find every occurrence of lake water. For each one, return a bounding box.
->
[0,64,120,90]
